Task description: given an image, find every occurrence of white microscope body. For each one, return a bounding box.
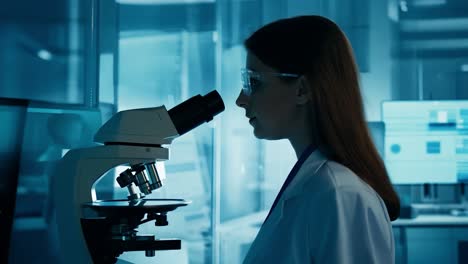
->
[53,91,224,264]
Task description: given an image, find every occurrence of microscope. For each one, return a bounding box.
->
[52,90,224,264]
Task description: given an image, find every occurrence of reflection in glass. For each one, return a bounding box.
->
[0,0,95,105]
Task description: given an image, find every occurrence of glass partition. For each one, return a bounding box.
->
[115,2,217,263]
[0,0,98,106]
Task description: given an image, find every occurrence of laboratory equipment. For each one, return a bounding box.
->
[53,90,224,264]
[382,101,468,184]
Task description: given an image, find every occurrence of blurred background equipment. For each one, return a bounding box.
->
[2,0,468,264]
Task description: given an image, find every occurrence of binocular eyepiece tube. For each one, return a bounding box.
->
[116,90,224,200]
[168,90,225,136]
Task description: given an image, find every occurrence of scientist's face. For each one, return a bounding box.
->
[236,52,302,140]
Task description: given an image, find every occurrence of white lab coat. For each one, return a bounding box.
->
[243,150,395,264]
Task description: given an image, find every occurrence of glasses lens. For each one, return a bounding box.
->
[241,69,263,96]
[241,69,251,95]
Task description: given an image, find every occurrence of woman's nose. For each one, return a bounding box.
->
[235,91,248,108]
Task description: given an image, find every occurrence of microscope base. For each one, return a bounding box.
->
[80,199,190,263]
[81,218,182,264]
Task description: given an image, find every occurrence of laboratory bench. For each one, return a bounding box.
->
[392,214,468,264]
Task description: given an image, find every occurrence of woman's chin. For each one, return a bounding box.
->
[253,128,265,139]
[253,129,284,140]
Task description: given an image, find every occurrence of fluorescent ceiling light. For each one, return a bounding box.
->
[116,0,214,5]
[402,38,468,49]
[412,0,446,6]
[37,49,52,61]
[461,64,468,72]
[401,18,468,32]
[400,1,409,12]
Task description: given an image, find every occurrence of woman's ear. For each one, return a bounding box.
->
[295,76,310,105]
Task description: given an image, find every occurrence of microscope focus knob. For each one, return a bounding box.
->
[117,169,134,187]
[154,213,168,226]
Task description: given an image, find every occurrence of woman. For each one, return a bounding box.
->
[235,15,400,264]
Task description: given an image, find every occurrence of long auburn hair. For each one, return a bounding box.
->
[245,15,400,221]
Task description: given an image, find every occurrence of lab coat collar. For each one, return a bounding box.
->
[281,148,328,201]
[265,149,328,227]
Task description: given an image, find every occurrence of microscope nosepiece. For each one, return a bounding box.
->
[135,170,153,195]
[168,90,225,136]
[145,163,165,190]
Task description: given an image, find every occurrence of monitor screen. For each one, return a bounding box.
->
[382,101,468,184]
[0,98,28,263]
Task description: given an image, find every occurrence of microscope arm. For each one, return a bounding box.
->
[53,145,169,264]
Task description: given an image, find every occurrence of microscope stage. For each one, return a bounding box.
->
[82,199,190,215]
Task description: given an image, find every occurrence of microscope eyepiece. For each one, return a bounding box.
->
[168,90,225,136]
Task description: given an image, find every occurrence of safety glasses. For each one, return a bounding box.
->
[241,68,300,96]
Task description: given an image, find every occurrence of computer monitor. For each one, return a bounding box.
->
[382,100,468,184]
[367,121,385,159]
[0,98,28,263]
